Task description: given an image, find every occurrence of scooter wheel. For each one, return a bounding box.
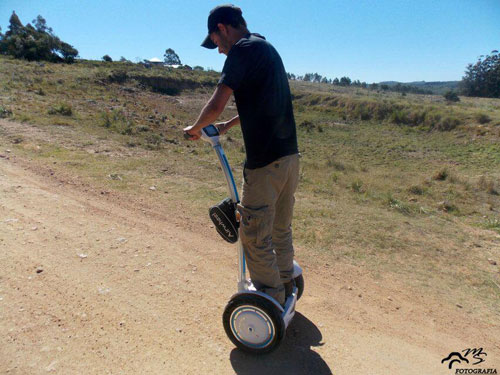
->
[294,274,305,301]
[223,294,285,354]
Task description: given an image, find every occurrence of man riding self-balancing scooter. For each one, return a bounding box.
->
[184,5,303,353]
[185,124,304,353]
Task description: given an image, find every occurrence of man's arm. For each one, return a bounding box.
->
[183,84,233,140]
[216,114,240,134]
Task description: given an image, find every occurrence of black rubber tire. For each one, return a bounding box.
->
[222,293,285,354]
[294,274,305,301]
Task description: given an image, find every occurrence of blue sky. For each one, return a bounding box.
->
[1,0,499,83]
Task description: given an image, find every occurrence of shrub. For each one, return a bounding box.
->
[478,176,499,195]
[326,158,346,171]
[108,70,128,83]
[484,218,500,232]
[435,116,460,131]
[100,111,112,128]
[476,113,491,124]
[390,109,409,125]
[102,55,113,62]
[137,125,151,132]
[145,133,163,149]
[299,120,316,132]
[0,106,13,118]
[99,109,135,134]
[386,195,412,215]
[353,104,372,120]
[444,91,460,102]
[408,185,425,195]
[121,124,134,135]
[424,112,442,128]
[48,103,72,116]
[9,136,23,144]
[351,180,364,193]
[437,201,458,213]
[433,169,448,181]
[407,110,426,126]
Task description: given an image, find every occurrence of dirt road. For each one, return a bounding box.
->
[1,155,498,375]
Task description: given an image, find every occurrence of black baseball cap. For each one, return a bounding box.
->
[201,4,244,49]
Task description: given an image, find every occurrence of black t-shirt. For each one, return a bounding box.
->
[219,33,298,169]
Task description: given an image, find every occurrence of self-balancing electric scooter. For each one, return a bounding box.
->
[189,124,304,354]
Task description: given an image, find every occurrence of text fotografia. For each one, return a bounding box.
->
[454,370,497,374]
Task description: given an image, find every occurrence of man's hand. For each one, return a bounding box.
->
[215,115,240,135]
[215,121,230,135]
[183,125,201,141]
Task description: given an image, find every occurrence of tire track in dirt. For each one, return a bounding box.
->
[0,157,499,375]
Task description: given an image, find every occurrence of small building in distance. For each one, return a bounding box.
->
[148,57,163,66]
[164,64,192,71]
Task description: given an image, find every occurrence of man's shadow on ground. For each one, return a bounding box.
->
[229,312,333,375]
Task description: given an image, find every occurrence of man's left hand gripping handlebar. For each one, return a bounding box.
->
[183,125,201,141]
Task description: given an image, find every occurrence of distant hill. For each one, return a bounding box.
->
[379,81,460,94]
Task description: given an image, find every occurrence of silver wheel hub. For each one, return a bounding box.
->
[231,305,274,347]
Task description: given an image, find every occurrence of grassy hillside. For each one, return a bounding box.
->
[1,56,499,322]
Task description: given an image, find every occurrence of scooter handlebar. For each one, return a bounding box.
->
[183,124,220,143]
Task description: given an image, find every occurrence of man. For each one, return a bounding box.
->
[183,4,299,306]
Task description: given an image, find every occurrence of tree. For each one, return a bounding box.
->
[0,11,78,63]
[339,76,351,86]
[59,41,78,63]
[461,50,500,98]
[193,65,204,71]
[6,11,23,36]
[312,73,322,83]
[102,54,112,62]
[164,48,181,65]
[33,15,52,34]
[303,73,313,82]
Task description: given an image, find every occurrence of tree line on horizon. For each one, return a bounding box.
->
[287,72,435,95]
[0,11,498,99]
[101,48,183,66]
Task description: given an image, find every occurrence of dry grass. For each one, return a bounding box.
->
[1,55,499,323]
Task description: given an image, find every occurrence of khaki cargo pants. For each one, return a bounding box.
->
[238,153,300,305]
